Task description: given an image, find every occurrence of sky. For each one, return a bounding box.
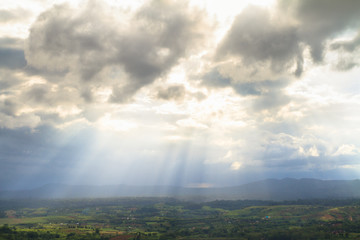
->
[0,0,360,190]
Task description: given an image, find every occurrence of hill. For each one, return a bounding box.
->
[1,178,360,201]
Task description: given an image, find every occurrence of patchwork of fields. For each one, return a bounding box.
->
[1,198,360,239]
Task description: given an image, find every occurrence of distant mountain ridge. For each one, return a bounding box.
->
[1,178,360,201]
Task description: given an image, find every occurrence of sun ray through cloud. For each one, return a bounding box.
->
[0,0,360,191]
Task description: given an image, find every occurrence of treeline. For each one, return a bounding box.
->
[0,224,61,240]
[2,198,360,212]
[0,224,112,240]
[0,197,180,211]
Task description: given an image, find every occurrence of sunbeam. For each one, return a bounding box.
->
[1,0,360,193]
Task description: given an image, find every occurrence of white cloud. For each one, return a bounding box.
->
[230,161,242,170]
[333,144,359,156]
[176,118,208,129]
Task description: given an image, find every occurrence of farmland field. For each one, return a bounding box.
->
[1,198,360,239]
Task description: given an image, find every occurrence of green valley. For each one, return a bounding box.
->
[1,198,360,239]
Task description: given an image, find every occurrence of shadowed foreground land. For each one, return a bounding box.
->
[1,198,360,239]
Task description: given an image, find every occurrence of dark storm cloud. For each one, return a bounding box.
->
[25,0,211,102]
[157,85,186,101]
[216,5,303,75]
[279,0,360,62]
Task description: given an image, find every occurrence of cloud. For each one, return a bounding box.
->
[333,59,358,71]
[0,111,41,129]
[1,0,360,189]
[279,0,360,62]
[230,161,242,170]
[202,68,291,96]
[201,68,292,114]
[25,0,211,103]
[202,69,232,88]
[22,83,81,107]
[0,99,18,116]
[331,32,360,52]
[0,37,24,48]
[0,70,22,91]
[333,144,359,156]
[201,0,360,113]
[0,8,32,23]
[157,85,186,101]
[252,89,291,111]
[216,5,302,75]
[330,32,360,71]
[0,48,27,69]
[200,5,302,110]
[176,118,208,129]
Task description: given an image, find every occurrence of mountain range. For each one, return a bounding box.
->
[1,178,360,201]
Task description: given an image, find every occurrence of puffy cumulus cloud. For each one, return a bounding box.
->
[0,68,86,129]
[200,5,302,114]
[25,0,212,103]
[333,144,359,157]
[0,85,42,129]
[199,73,360,172]
[279,0,360,62]
[249,132,360,171]
[0,72,30,128]
[202,0,360,101]
[216,5,303,76]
